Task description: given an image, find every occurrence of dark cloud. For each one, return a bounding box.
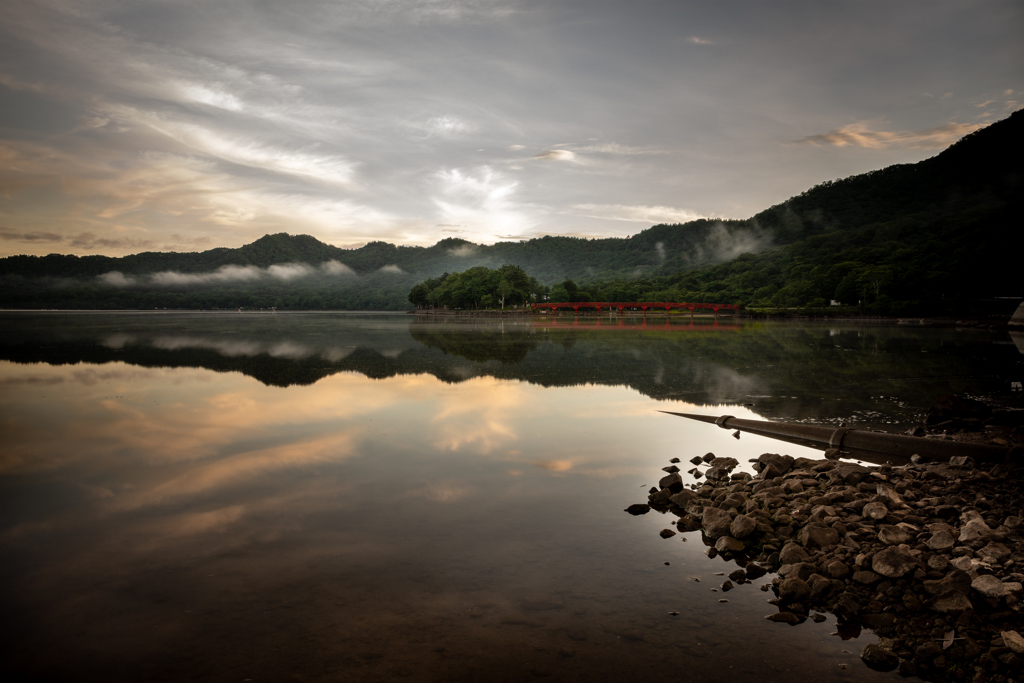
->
[0,0,1020,256]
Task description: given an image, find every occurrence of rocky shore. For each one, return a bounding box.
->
[627,404,1024,682]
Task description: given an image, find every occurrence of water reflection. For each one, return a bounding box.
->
[8,312,1018,681]
[1,311,1020,428]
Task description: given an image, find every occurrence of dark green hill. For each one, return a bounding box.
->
[1,109,1020,311]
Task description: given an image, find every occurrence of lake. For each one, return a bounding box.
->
[1,311,1020,682]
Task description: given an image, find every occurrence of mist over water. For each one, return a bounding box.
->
[0,312,1020,682]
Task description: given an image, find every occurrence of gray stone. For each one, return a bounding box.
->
[971,574,1016,599]
[782,480,804,494]
[927,555,950,572]
[705,466,730,481]
[1001,630,1024,655]
[659,528,676,539]
[853,570,881,585]
[826,560,851,579]
[798,523,840,548]
[757,453,794,475]
[669,489,697,508]
[709,457,739,471]
[779,541,809,564]
[766,612,803,624]
[729,514,757,539]
[862,501,888,520]
[778,577,810,603]
[860,644,899,672]
[715,536,744,553]
[958,510,992,543]
[932,590,973,613]
[876,484,903,508]
[976,542,1011,565]
[873,545,917,578]
[877,525,913,546]
[927,530,956,551]
[924,569,972,595]
[701,506,734,539]
[658,472,682,490]
[835,463,870,485]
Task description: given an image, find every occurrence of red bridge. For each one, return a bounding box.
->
[531,301,739,316]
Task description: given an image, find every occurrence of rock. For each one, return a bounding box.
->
[798,523,839,548]
[972,575,1022,600]
[779,562,817,581]
[658,472,683,491]
[676,515,702,532]
[728,569,746,582]
[862,501,888,520]
[757,453,794,475]
[702,452,715,463]
[729,514,756,539]
[705,467,730,481]
[852,570,881,585]
[766,612,803,625]
[876,484,903,508]
[959,510,992,543]
[877,525,913,545]
[782,480,804,494]
[721,580,734,592]
[873,546,917,578]
[860,644,899,672]
[662,465,680,473]
[669,489,697,508]
[835,463,870,485]
[709,457,738,471]
[715,536,744,553]
[827,560,851,579]
[659,528,676,539]
[928,554,950,572]
[1002,630,1024,655]
[624,504,650,515]
[745,564,768,580]
[924,569,973,596]
[932,590,973,613]
[669,457,680,463]
[926,530,956,550]
[779,541,810,564]
[778,577,811,603]
[949,455,976,469]
[701,507,734,539]
[976,542,1011,565]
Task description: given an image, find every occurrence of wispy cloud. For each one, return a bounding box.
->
[432,167,535,241]
[571,204,705,224]
[687,36,714,45]
[100,260,357,287]
[797,121,983,149]
[531,150,577,162]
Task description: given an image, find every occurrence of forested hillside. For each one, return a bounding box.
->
[2,110,1021,312]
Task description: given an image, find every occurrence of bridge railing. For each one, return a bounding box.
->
[530,301,739,313]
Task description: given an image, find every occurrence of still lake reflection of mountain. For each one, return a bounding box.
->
[2,311,1022,683]
[2,311,1020,427]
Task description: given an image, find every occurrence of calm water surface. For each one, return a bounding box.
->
[1,312,1021,683]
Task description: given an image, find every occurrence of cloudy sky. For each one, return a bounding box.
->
[1,0,1021,257]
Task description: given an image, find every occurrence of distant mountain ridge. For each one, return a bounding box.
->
[1,109,1021,310]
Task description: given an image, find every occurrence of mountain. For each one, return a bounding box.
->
[1,109,1021,311]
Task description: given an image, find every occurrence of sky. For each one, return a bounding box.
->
[0,0,1021,257]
